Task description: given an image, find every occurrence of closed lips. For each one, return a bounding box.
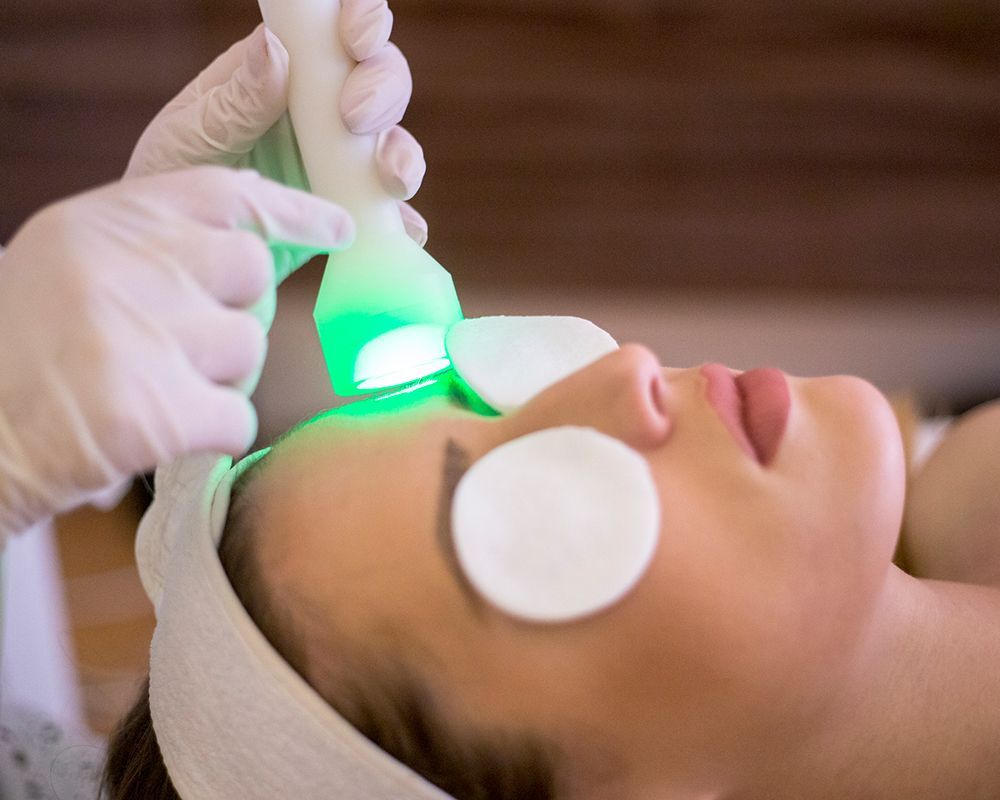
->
[700,364,790,466]
[736,368,790,466]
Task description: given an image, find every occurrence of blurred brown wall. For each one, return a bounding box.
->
[2,0,998,296]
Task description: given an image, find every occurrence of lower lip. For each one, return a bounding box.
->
[700,365,790,466]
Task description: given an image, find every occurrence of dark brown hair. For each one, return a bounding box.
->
[102,458,559,799]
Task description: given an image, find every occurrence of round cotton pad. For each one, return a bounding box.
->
[446,316,618,413]
[451,426,660,623]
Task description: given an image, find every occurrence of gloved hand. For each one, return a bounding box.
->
[0,168,353,539]
[126,1,429,248]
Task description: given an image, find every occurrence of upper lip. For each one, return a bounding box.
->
[699,364,758,463]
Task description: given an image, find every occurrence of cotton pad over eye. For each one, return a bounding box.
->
[451,426,660,623]
[446,316,618,413]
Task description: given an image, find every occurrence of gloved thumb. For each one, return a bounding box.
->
[190,25,291,162]
[127,25,291,177]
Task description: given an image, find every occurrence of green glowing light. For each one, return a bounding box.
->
[313,236,464,396]
[315,371,458,419]
[356,359,452,391]
[354,324,452,391]
[375,377,439,399]
[290,370,497,425]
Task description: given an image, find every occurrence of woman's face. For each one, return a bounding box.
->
[255,344,906,792]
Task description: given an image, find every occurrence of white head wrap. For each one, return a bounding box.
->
[135,452,455,799]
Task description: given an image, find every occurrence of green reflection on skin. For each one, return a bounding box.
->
[304,370,498,427]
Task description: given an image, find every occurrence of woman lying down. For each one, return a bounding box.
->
[102,315,1000,800]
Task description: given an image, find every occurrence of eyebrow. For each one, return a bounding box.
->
[434,438,487,618]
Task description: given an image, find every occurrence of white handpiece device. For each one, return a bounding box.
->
[258,0,463,395]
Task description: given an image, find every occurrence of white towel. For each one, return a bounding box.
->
[135,452,454,799]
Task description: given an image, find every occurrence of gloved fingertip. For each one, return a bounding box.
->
[311,204,357,253]
[229,390,260,451]
[340,44,411,134]
[196,25,288,157]
[243,25,289,107]
[377,126,426,200]
[399,202,429,248]
[243,403,260,453]
[383,173,409,201]
[334,213,357,250]
[342,0,393,61]
[194,387,260,457]
[341,90,378,134]
[262,26,289,70]
[346,83,409,135]
[380,150,422,201]
[243,24,270,81]
[356,7,393,61]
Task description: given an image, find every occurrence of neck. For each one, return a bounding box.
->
[731,568,1000,800]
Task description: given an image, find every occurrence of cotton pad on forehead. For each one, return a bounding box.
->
[451,426,660,624]
[446,316,618,413]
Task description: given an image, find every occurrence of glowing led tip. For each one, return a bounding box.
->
[354,324,452,391]
[356,358,452,391]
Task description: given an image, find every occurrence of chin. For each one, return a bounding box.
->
[831,375,908,572]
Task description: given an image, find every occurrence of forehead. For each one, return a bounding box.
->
[289,396,462,470]
[258,398,469,559]
[265,408,446,516]
[253,403,479,646]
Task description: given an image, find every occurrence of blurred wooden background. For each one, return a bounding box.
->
[3,0,998,296]
[1,0,998,736]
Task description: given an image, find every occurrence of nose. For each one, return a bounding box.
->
[506,343,672,450]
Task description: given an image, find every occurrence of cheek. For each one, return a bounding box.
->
[608,379,907,708]
[583,521,827,747]
[601,489,794,704]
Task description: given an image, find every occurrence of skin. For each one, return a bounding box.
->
[249,345,1000,799]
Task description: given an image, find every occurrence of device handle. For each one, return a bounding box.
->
[257,0,406,241]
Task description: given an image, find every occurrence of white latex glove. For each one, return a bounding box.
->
[0,167,353,539]
[126,3,428,247]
